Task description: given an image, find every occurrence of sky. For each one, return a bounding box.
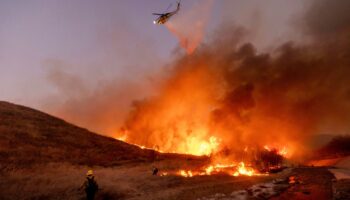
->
[0,0,309,114]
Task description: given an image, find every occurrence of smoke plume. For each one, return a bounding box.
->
[165,0,214,54]
[44,60,160,135]
[120,0,350,158]
[45,0,350,160]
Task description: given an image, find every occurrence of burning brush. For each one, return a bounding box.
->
[157,145,289,178]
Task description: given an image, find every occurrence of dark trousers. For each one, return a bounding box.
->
[86,192,96,200]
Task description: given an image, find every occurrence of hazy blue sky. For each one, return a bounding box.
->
[0,0,308,110]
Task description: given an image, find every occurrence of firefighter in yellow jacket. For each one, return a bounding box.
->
[81,170,99,200]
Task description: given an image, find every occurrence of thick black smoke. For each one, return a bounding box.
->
[122,0,350,157]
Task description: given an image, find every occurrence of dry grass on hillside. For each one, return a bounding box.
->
[0,101,158,170]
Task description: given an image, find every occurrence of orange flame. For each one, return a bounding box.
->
[174,161,264,178]
[233,162,256,176]
[264,145,290,157]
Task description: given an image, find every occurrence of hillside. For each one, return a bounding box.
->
[0,101,345,200]
[0,101,156,170]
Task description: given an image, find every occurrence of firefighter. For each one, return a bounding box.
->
[152,166,159,175]
[81,170,99,200]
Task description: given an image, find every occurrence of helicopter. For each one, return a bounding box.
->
[153,1,181,25]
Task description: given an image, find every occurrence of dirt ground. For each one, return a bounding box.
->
[270,167,334,200]
[0,160,289,200]
[1,160,347,200]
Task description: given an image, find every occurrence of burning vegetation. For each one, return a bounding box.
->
[40,0,350,180]
[2,0,350,199]
[158,144,288,178]
[113,0,350,178]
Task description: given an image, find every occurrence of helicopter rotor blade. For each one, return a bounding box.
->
[165,3,172,12]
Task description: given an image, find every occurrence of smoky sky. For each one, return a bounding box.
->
[304,0,350,37]
[2,0,349,145]
[38,0,308,136]
[118,0,350,157]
